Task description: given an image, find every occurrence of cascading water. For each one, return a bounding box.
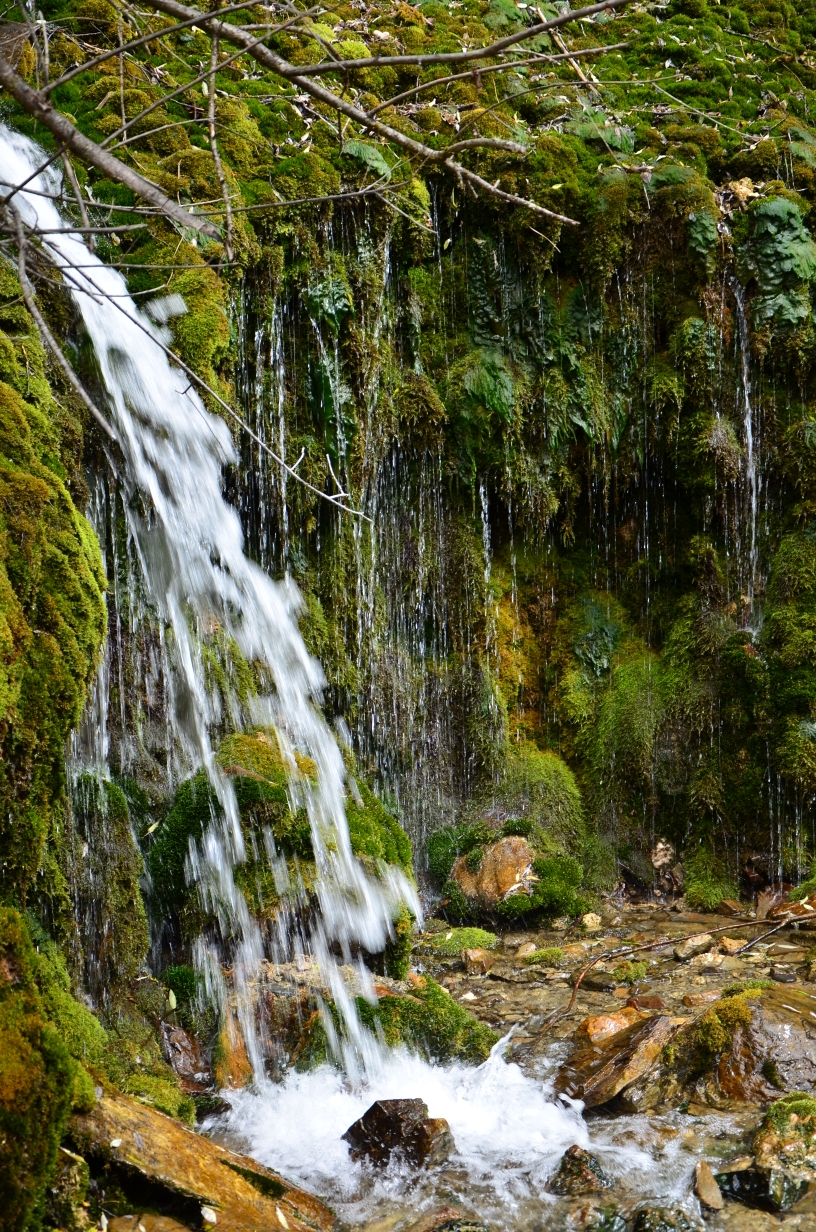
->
[1,125,714,1231]
[0,124,416,1076]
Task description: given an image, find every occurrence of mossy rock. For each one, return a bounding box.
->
[300,976,497,1068]
[0,907,83,1232]
[428,926,498,956]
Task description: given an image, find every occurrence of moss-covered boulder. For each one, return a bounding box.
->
[0,908,87,1232]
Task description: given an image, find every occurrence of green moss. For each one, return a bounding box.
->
[499,855,590,921]
[124,1072,195,1125]
[612,960,648,985]
[429,927,498,955]
[0,907,78,1232]
[684,850,739,912]
[299,975,497,1068]
[384,906,415,979]
[346,779,413,873]
[524,946,564,965]
[763,1091,816,1134]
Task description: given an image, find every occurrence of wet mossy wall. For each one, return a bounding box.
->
[11,0,816,906]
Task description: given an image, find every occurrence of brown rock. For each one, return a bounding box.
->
[548,1145,611,1195]
[627,995,667,1011]
[159,1022,211,1092]
[110,1219,190,1232]
[212,1007,253,1089]
[450,836,535,909]
[694,1161,724,1210]
[757,889,786,920]
[69,1088,335,1232]
[767,942,807,959]
[674,933,715,961]
[563,943,589,959]
[576,1007,645,1044]
[463,948,495,975]
[718,900,746,917]
[555,1015,680,1109]
[683,990,722,1007]
[719,937,746,955]
[515,942,538,959]
[573,969,620,993]
[342,1099,455,1168]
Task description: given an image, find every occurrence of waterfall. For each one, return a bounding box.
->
[729,276,759,613]
[0,125,418,1075]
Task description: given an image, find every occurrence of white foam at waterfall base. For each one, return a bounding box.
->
[218,1036,700,1230]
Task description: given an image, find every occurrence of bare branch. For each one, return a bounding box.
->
[146,0,581,223]
[0,52,221,238]
[269,0,633,76]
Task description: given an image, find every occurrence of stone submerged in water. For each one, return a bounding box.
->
[342,1099,455,1168]
[548,1145,612,1195]
[693,1161,724,1210]
[631,1210,701,1232]
[463,948,495,975]
[715,1090,816,1212]
[673,934,715,961]
[555,1015,679,1109]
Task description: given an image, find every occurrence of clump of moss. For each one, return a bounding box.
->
[763,1091,816,1135]
[721,978,775,995]
[384,906,415,980]
[683,850,739,912]
[124,1072,195,1125]
[300,976,497,1068]
[0,907,82,1232]
[346,777,413,874]
[429,927,497,956]
[613,960,648,985]
[427,821,494,884]
[499,855,591,921]
[524,946,564,966]
[685,991,755,1074]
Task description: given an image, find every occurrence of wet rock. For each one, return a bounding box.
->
[109,1219,189,1232]
[159,1022,211,1092]
[719,937,746,955]
[582,913,603,932]
[548,1145,612,1195]
[767,941,807,960]
[342,1098,455,1168]
[70,1087,335,1232]
[515,942,538,959]
[627,995,667,1011]
[576,1007,645,1045]
[404,1208,489,1232]
[631,1210,700,1232]
[769,966,796,983]
[45,1147,90,1232]
[757,889,786,920]
[673,934,715,961]
[555,1015,679,1108]
[213,1007,253,1089]
[694,1160,724,1210]
[463,948,495,975]
[682,990,722,1007]
[573,970,620,993]
[450,837,535,910]
[718,900,746,917]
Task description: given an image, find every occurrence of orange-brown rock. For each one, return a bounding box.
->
[575,1006,645,1045]
[555,1016,680,1109]
[70,1088,336,1232]
[683,989,722,1007]
[463,948,495,975]
[719,937,746,955]
[450,836,535,909]
[213,1007,253,1089]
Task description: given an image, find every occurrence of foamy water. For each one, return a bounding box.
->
[217,1037,705,1229]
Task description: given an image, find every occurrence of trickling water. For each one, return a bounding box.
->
[0,125,418,1074]
[730,276,759,612]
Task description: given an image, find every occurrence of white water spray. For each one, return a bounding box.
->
[0,125,417,1073]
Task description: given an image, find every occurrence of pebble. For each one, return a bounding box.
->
[515,942,538,959]
[683,989,722,1007]
[673,934,715,961]
[694,1160,724,1210]
[770,966,797,983]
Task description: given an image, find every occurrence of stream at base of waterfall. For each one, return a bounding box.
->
[3,125,813,1232]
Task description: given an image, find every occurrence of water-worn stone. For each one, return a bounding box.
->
[631,1210,700,1232]
[694,1160,724,1210]
[682,990,722,1007]
[463,948,495,975]
[342,1099,455,1168]
[576,1007,645,1044]
[769,966,797,983]
[673,934,715,961]
[109,1219,190,1232]
[159,1021,211,1092]
[403,1208,489,1232]
[450,837,535,910]
[573,970,620,993]
[548,1145,611,1195]
[582,913,603,932]
[627,995,667,1011]
[555,1015,679,1108]
[718,900,746,917]
[69,1088,335,1232]
[719,937,746,955]
[515,942,538,959]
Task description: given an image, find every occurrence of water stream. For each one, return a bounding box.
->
[1,125,733,1231]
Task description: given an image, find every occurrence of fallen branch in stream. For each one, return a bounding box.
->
[522,915,791,1050]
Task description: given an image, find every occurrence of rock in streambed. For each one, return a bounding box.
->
[342,1098,455,1167]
